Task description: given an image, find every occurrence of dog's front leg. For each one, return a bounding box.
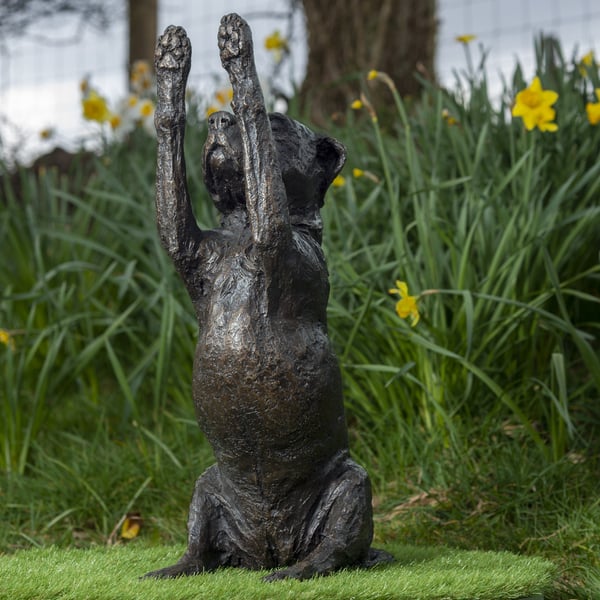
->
[155,25,203,272]
[218,13,290,251]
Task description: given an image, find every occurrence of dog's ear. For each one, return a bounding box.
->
[315,136,346,203]
[288,136,345,243]
[318,136,346,180]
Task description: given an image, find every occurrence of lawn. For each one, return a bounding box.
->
[0,543,555,600]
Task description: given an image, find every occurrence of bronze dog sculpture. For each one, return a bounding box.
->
[147,13,392,581]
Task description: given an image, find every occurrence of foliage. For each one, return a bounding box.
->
[80,61,156,141]
[326,37,600,470]
[0,36,599,599]
[0,119,211,476]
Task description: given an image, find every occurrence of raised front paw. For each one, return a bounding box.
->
[218,13,253,76]
[155,25,191,77]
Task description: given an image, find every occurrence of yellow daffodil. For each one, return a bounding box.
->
[206,88,233,119]
[332,175,346,188]
[264,30,288,52]
[512,77,559,132]
[215,88,233,106]
[586,89,600,125]
[389,280,420,327]
[581,51,594,67]
[366,70,397,99]
[138,99,155,119]
[109,97,137,141]
[131,59,150,77]
[442,108,458,126]
[206,105,219,118]
[352,168,379,183]
[455,34,476,44]
[0,329,15,351]
[264,31,288,63]
[82,90,111,123]
[137,100,156,137]
[39,128,55,140]
[120,513,142,540]
[130,60,153,94]
[354,94,378,122]
[578,51,595,76]
[109,114,122,130]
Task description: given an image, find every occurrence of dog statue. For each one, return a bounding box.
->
[146,13,392,581]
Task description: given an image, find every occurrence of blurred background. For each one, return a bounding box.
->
[0,0,599,164]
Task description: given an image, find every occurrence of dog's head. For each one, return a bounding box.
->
[203,111,346,238]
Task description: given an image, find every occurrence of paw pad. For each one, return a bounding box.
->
[218,13,253,66]
[155,25,191,72]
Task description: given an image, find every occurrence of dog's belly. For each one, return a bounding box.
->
[192,314,348,494]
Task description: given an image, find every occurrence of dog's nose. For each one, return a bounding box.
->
[208,111,234,131]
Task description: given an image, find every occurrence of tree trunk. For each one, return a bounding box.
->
[128,0,158,74]
[299,0,437,125]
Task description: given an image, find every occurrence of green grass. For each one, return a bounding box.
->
[0,543,555,600]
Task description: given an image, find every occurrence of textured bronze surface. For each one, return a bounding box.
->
[146,13,392,581]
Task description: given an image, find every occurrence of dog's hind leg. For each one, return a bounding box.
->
[143,465,238,578]
[263,455,392,581]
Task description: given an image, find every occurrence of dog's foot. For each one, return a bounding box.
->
[218,13,254,80]
[141,558,203,580]
[263,562,318,582]
[155,25,191,76]
[363,547,395,568]
[263,548,394,582]
[155,25,190,124]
